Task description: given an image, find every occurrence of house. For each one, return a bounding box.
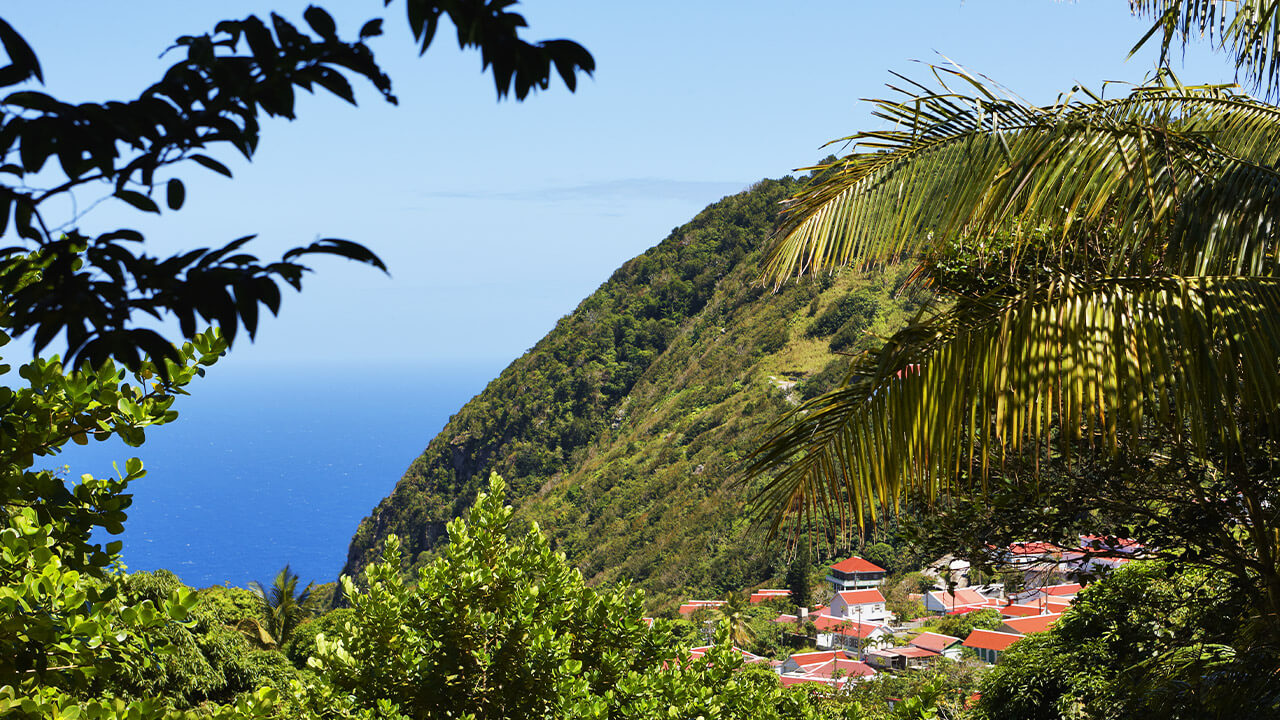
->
[999,613,1061,636]
[962,629,1024,664]
[923,588,990,614]
[864,646,943,671]
[686,645,767,664]
[999,602,1047,618]
[826,556,887,591]
[677,600,725,616]
[1010,582,1081,605]
[829,588,891,625]
[749,588,791,604]
[778,650,853,674]
[909,631,963,660]
[778,650,876,688]
[812,615,891,653]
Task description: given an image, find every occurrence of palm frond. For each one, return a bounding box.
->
[1129,0,1280,96]
[748,274,1280,537]
[767,70,1280,285]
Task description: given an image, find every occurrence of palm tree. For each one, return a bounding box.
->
[746,2,1280,625]
[715,592,757,650]
[247,564,317,647]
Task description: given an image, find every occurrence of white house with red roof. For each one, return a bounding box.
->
[826,556,887,591]
[962,629,1023,664]
[909,631,963,660]
[829,588,891,625]
[777,650,876,688]
[999,613,1062,636]
[749,588,791,604]
[923,588,990,614]
[677,600,725,616]
[812,615,892,653]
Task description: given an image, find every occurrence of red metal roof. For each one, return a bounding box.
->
[963,629,1023,652]
[1001,613,1061,635]
[830,556,886,574]
[909,632,961,653]
[837,589,886,605]
[1000,603,1046,617]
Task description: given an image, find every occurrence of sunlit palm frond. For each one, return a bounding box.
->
[766,69,1280,285]
[1129,0,1280,96]
[748,274,1280,537]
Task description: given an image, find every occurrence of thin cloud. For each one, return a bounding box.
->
[419,178,749,204]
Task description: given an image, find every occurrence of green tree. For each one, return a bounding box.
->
[786,542,813,609]
[248,565,317,648]
[747,1,1280,634]
[287,474,839,720]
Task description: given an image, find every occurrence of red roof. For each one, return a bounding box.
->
[963,629,1023,652]
[830,621,884,639]
[894,646,940,658]
[1008,541,1068,555]
[1040,583,1081,596]
[909,632,961,653]
[749,589,791,603]
[787,651,850,666]
[677,600,725,615]
[803,658,876,679]
[687,645,766,663]
[1000,603,1046,617]
[837,589,886,605]
[928,588,988,609]
[1001,613,1061,635]
[830,556,886,574]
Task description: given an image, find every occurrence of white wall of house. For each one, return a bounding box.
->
[830,595,891,625]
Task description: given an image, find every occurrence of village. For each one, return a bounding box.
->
[671,535,1144,689]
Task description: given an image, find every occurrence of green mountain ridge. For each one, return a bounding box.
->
[343,175,925,607]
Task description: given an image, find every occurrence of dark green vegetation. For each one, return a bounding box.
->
[976,561,1278,719]
[345,176,928,605]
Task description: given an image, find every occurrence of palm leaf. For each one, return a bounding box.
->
[1128,0,1280,96]
[748,274,1280,536]
[766,70,1280,286]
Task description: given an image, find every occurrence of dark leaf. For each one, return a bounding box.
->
[283,238,387,273]
[166,178,185,211]
[113,190,160,214]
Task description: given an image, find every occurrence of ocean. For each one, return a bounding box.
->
[52,362,496,590]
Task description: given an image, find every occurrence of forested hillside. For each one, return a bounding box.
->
[343,175,926,606]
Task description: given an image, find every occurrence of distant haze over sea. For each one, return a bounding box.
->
[54,362,495,589]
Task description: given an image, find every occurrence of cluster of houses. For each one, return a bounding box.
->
[674,535,1142,687]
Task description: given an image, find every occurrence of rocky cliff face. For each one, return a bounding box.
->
[343,175,923,606]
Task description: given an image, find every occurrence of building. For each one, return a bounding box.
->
[827,556,887,591]
[829,588,891,625]
[999,613,1062,636]
[677,600,725,616]
[962,629,1023,664]
[922,588,991,614]
[749,588,791,604]
[812,615,891,653]
[778,650,876,688]
[908,631,963,660]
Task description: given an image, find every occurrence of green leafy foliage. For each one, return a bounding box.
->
[975,561,1278,719]
[293,475,853,720]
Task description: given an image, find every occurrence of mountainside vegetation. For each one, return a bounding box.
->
[344,175,929,606]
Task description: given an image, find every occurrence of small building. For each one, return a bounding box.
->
[962,629,1024,664]
[999,613,1062,636]
[778,651,876,688]
[908,631,963,660]
[749,588,791,604]
[865,646,942,671]
[923,588,990,614]
[813,615,891,653]
[778,650,853,675]
[829,588,891,625]
[1009,582,1081,605]
[677,600,725,616]
[827,556,887,591]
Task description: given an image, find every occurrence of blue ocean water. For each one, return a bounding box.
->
[51,363,495,589]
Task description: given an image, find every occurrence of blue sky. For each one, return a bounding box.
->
[3,2,1239,376]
